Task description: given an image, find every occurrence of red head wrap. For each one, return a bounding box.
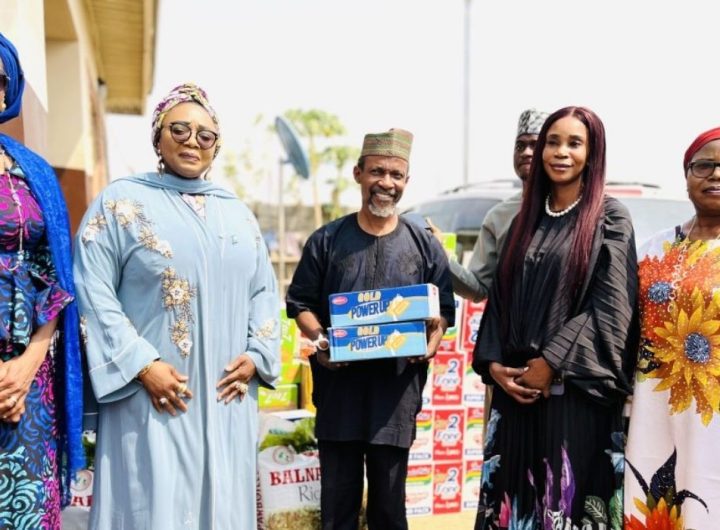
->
[684,127,720,171]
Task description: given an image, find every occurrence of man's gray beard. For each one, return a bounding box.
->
[368,201,396,218]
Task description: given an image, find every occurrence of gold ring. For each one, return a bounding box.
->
[176,383,188,396]
[7,395,17,407]
[159,397,169,406]
[233,381,249,394]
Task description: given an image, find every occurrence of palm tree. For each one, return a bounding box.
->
[284,109,345,228]
[322,145,360,220]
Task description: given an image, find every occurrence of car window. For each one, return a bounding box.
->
[412,197,501,234]
[409,192,693,255]
[616,197,694,247]
[454,199,500,233]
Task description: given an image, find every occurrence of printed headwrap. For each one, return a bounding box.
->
[0,33,26,124]
[151,83,221,159]
[684,127,720,171]
[360,128,413,162]
[516,108,548,138]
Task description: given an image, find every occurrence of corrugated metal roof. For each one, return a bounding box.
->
[86,0,157,114]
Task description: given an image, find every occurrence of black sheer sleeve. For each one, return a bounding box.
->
[542,199,639,404]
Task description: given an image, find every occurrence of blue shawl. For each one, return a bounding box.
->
[0,133,84,505]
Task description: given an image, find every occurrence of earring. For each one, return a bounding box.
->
[0,99,6,113]
[204,164,212,181]
[157,156,165,176]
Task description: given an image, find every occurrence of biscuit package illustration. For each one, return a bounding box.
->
[328,321,427,362]
[328,284,440,327]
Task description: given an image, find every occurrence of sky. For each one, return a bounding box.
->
[107,0,720,209]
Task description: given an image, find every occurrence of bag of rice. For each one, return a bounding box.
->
[257,445,322,530]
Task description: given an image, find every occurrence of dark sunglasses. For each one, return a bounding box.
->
[165,121,219,150]
[0,73,9,91]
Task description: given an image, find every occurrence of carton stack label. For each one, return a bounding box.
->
[460,300,486,353]
[405,464,433,516]
[406,293,488,517]
[463,407,484,460]
[437,295,462,353]
[433,461,463,514]
[433,408,465,462]
[431,352,464,407]
[409,408,433,464]
[462,459,484,510]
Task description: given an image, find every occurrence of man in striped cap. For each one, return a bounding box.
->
[287,128,455,530]
[447,108,548,301]
[354,127,413,218]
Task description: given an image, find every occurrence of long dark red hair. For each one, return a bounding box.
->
[499,106,607,314]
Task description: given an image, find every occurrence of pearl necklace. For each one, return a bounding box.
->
[545,194,582,217]
[0,147,25,272]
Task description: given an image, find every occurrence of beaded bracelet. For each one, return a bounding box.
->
[136,359,159,380]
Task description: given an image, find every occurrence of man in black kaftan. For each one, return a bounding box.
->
[286,129,454,530]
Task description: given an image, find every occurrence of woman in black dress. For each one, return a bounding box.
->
[473,106,637,530]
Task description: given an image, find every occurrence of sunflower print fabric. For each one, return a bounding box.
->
[625,226,720,530]
[637,237,720,425]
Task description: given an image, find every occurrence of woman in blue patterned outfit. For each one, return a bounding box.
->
[0,33,84,529]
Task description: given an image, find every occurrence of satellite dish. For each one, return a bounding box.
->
[273,115,311,297]
[275,116,310,179]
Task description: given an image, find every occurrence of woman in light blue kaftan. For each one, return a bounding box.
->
[73,85,280,530]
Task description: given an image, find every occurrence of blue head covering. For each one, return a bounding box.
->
[0,33,26,124]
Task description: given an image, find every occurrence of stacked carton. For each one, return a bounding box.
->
[327,284,440,361]
[259,309,314,412]
[406,290,488,518]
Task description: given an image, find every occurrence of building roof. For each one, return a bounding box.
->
[88,0,157,114]
[46,0,157,115]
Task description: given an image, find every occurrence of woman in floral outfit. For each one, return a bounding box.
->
[624,127,720,530]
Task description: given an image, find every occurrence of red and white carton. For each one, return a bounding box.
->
[462,459,484,511]
[433,461,463,514]
[409,408,434,464]
[433,408,464,461]
[460,300,486,352]
[405,463,434,517]
[432,352,464,407]
[438,295,463,352]
[464,406,484,460]
[463,352,486,407]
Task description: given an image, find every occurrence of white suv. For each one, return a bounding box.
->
[406,181,694,259]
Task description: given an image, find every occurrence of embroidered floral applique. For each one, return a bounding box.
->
[170,320,193,358]
[161,267,196,357]
[79,316,88,346]
[105,199,141,227]
[181,193,206,220]
[138,226,173,258]
[105,199,174,258]
[255,318,278,340]
[81,214,107,244]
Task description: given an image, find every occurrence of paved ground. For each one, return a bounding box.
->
[409,511,475,530]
